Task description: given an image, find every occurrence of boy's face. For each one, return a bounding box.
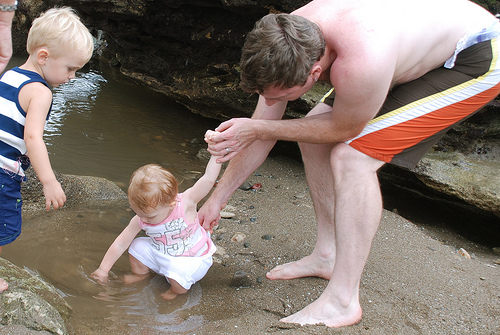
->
[129,202,172,225]
[41,50,87,87]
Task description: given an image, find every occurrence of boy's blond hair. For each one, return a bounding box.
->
[128,164,179,213]
[27,7,94,62]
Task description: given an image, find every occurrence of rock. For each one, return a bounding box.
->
[414,151,500,215]
[458,248,472,259]
[21,169,128,211]
[238,181,253,191]
[230,271,252,288]
[15,0,500,221]
[220,211,235,219]
[231,232,246,242]
[0,258,71,334]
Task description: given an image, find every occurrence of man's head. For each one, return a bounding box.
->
[27,7,94,63]
[240,13,325,93]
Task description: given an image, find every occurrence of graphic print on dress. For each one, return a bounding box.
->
[147,217,195,256]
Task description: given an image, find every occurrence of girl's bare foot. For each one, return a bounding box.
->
[0,278,8,292]
[266,254,334,280]
[161,288,180,300]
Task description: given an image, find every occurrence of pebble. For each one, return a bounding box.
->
[239,181,253,190]
[261,234,274,240]
[230,271,252,288]
[458,248,471,259]
[215,245,226,256]
[224,205,238,212]
[231,232,246,242]
[220,211,235,218]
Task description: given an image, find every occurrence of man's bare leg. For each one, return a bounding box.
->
[281,143,384,327]
[267,140,336,280]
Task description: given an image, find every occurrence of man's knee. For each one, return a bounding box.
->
[330,144,385,173]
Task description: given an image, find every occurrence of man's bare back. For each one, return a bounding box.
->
[294,0,495,86]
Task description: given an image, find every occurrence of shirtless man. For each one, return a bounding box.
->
[199,0,500,328]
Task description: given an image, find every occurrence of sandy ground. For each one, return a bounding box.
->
[2,155,499,335]
[194,155,499,335]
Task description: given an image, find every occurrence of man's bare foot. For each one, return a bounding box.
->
[266,254,334,280]
[123,273,149,285]
[0,278,8,292]
[280,292,362,328]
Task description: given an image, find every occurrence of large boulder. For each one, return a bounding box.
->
[12,0,500,219]
[0,258,71,335]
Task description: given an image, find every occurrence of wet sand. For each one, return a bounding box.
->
[6,154,500,334]
[197,155,500,334]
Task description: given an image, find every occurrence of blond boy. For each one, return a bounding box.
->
[0,7,93,291]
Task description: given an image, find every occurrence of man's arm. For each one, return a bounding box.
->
[0,0,16,73]
[209,54,394,155]
[198,97,288,231]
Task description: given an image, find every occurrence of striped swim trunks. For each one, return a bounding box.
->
[321,24,500,169]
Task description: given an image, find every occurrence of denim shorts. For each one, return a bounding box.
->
[0,172,23,246]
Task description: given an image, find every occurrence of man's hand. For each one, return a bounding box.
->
[205,118,259,163]
[198,197,225,233]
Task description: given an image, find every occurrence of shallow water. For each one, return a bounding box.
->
[2,58,223,333]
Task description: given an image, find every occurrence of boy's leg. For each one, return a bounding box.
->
[0,245,7,292]
[0,174,23,293]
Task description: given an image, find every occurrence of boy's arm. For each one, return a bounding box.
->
[91,216,142,283]
[22,83,66,211]
[183,155,222,205]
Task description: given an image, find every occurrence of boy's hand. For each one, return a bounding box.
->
[42,179,66,211]
[91,268,109,284]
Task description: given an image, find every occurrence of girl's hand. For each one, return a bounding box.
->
[206,118,259,162]
[91,268,109,284]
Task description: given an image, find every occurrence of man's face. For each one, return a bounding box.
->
[260,75,316,106]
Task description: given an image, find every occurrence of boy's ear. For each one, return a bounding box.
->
[36,48,50,65]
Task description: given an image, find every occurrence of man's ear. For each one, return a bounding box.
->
[310,63,322,81]
[36,48,50,65]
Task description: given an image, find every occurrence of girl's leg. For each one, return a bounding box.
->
[161,278,188,300]
[123,254,151,284]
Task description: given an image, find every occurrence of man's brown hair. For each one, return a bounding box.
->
[239,13,325,93]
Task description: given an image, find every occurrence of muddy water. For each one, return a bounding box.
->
[2,58,229,334]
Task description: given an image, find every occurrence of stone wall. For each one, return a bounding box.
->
[12,0,500,219]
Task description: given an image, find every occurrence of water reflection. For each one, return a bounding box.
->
[3,56,219,189]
